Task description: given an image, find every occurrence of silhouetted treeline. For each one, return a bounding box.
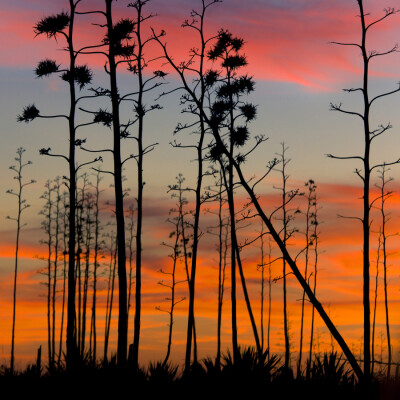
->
[7,0,399,388]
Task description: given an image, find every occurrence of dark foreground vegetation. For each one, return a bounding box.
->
[1,349,398,400]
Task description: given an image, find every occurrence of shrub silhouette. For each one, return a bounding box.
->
[221,346,281,385]
[308,352,354,387]
[147,361,178,386]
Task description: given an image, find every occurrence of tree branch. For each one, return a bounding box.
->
[330,103,364,120]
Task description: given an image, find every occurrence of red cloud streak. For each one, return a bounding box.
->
[2,1,399,89]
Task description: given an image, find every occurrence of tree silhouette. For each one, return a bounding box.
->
[208,29,264,360]
[104,1,129,365]
[38,180,56,369]
[6,147,35,374]
[77,0,163,366]
[273,143,301,369]
[79,173,94,358]
[7,0,400,388]
[51,178,62,371]
[258,221,266,353]
[76,2,134,365]
[126,0,165,369]
[206,167,229,367]
[375,166,393,378]
[18,1,94,369]
[308,185,320,376]
[103,227,117,363]
[126,202,135,348]
[157,175,187,366]
[266,238,274,361]
[329,1,400,381]
[154,16,364,381]
[153,0,222,371]
[89,167,104,363]
[74,173,88,356]
[371,224,381,377]
[256,223,276,360]
[167,176,199,362]
[58,189,69,367]
[298,179,317,375]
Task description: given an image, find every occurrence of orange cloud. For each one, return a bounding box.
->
[2,172,400,367]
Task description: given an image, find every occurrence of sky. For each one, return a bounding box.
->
[1,0,400,369]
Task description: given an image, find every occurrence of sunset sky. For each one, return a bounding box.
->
[1,0,400,369]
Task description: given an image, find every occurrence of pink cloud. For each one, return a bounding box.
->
[2,0,399,90]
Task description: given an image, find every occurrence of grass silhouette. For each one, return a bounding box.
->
[1,348,398,399]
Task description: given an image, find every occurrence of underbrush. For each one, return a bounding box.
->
[1,348,398,400]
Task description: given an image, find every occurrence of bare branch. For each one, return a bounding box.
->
[330,102,364,120]
[369,84,400,107]
[326,154,364,161]
[76,157,103,172]
[80,146,114,154]
[92,167,114,176]
[252,158,279,191]
[370,158,400,173]
[368,44,399,60]
[355,168,365,181]
[343,87,364,93]
[337,214,363,223]
[366,7,398,31]
[39,148,69,163]
[330,41,362,50]
[75,10,106,17]
[370,123,392,142]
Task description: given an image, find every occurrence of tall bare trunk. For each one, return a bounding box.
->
[105,0,127,366]
[359,0,371,379]
[371,229,381,375]
[52,180,61,370]
[8,148,34,373]
[259,222,265,352]
[42,181,54,369]
[104,232,117,362]
[216,171,227,367]
[58,192,68,367]
[66,0,78,369]
[277,143,291,369]
[183,3,208,371]
[126,204,135,347]
[235,243,262,354]
[378,167,392,378]
[90,170,101,363]
[179,191,198,365]
[267,239,272,361]
[132,2,144,370]
[298,180,314,375]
